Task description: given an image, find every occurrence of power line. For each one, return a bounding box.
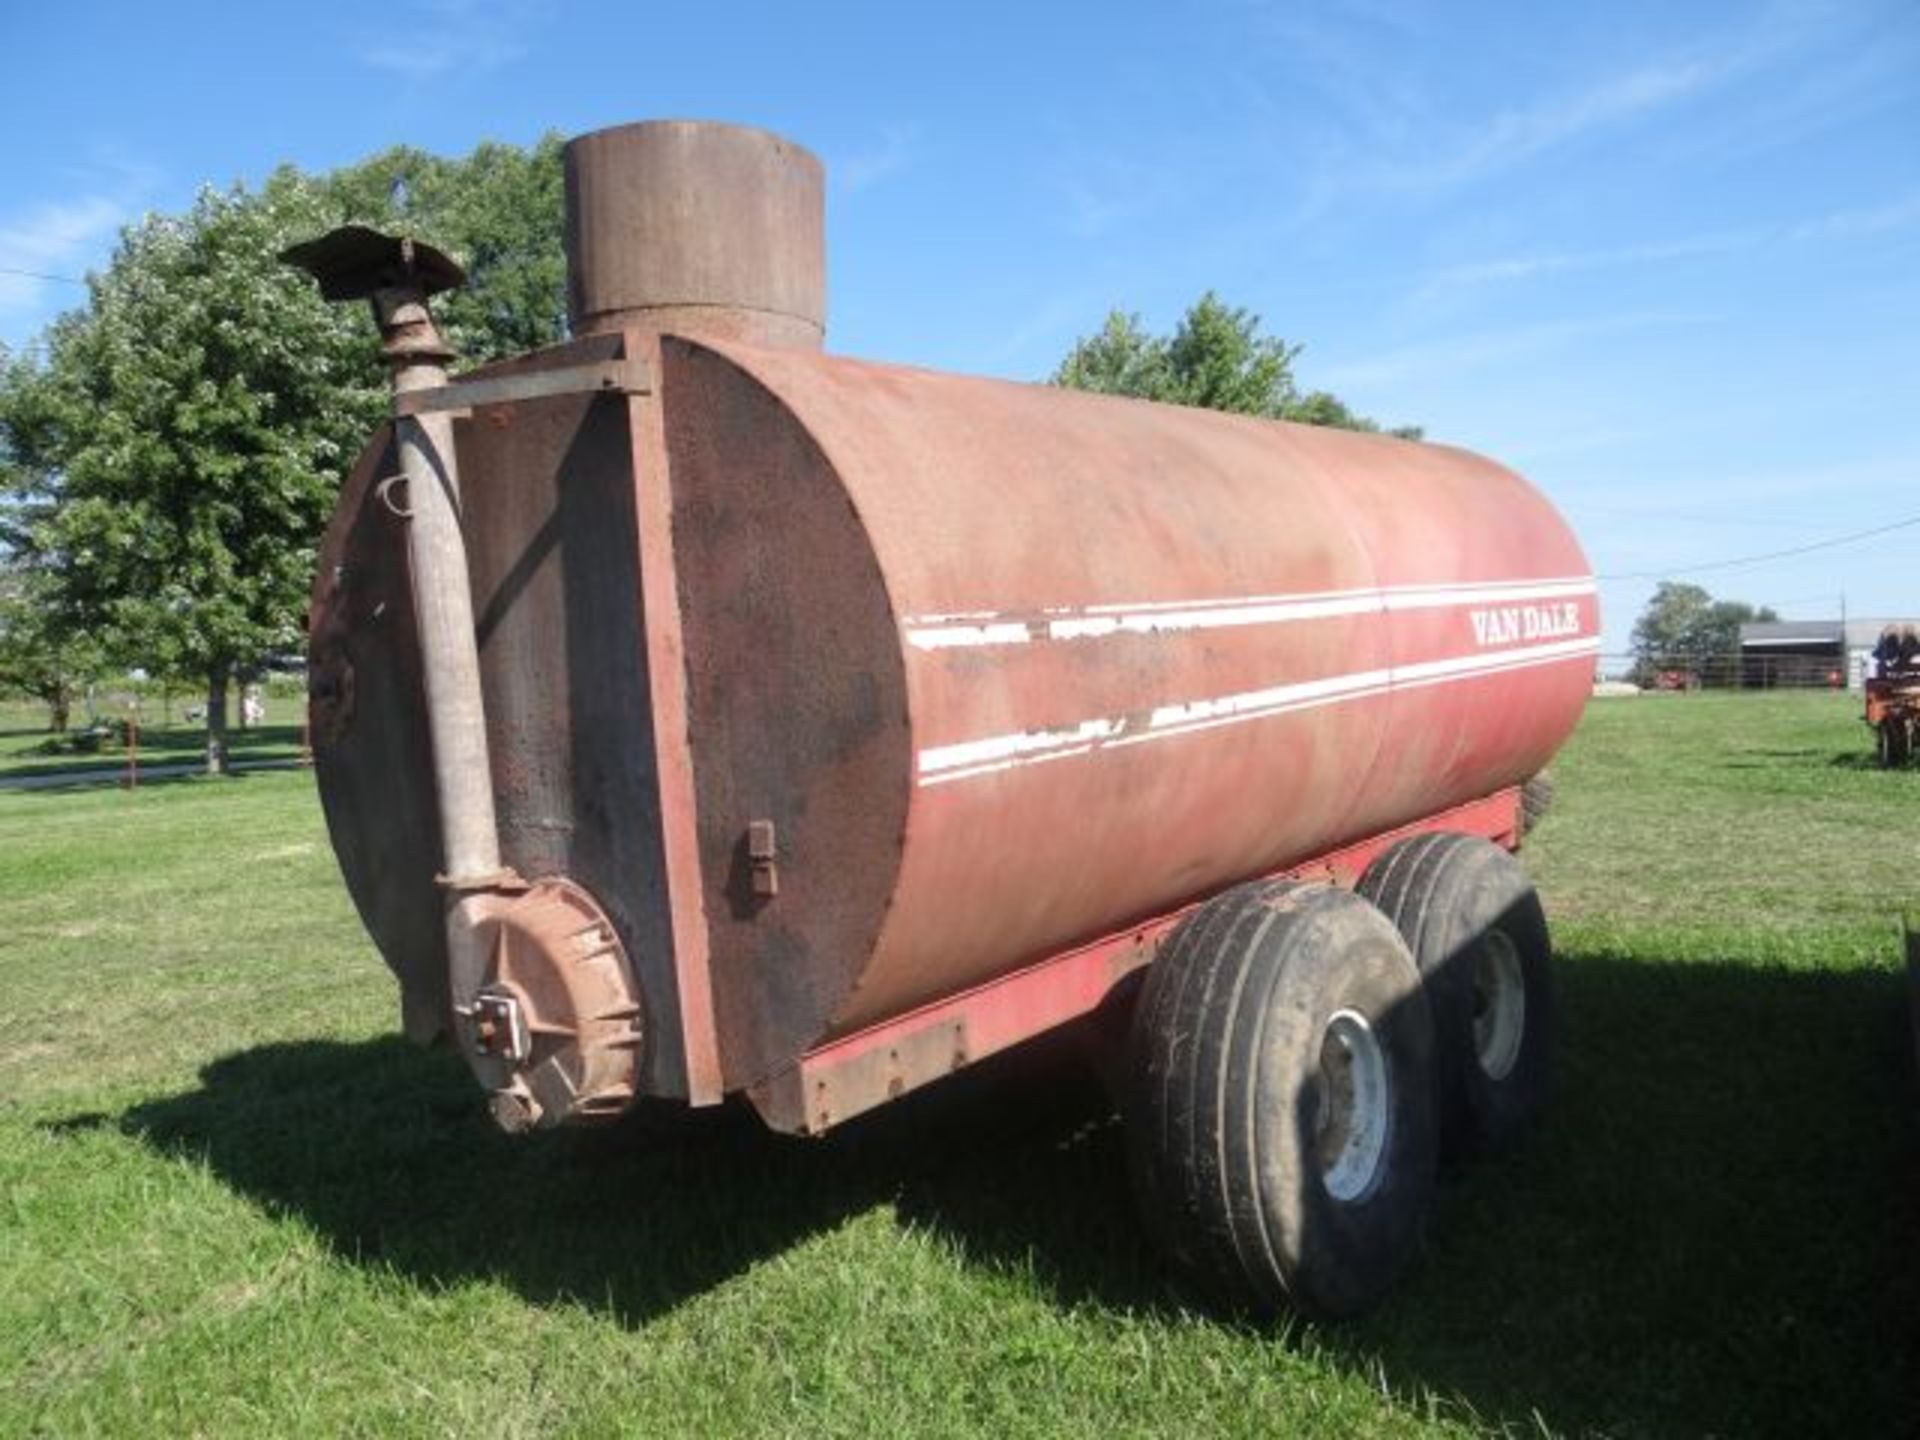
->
[0,266,84,285]
[1566,500,1828,530]
[1598,509,1920,582]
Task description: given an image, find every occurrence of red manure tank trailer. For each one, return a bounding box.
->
[289,120,1598,1318]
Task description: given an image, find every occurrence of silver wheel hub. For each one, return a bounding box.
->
[1472,930,1526,1081]
[1315,1008,1390,1203]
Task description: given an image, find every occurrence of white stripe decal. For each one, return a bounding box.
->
[903,576,1596,651]
[915,636,1600,786]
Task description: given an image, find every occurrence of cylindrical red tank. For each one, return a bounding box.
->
[659,338,1594,1082]
[308,119,1596,1114]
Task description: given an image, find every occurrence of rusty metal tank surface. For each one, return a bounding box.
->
[661,340,1595,1084]
[308,118,1597,1118]
[565,121,825,350]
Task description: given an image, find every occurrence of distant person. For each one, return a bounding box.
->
[1900,625,1920,675]
[1874,625,1901,679]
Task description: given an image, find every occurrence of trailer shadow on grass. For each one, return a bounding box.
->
[102,1017,1168,1323]
[101,948,1920,1437]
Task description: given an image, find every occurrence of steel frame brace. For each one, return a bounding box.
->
[747,788,1524,1135]
[394,358,653,417]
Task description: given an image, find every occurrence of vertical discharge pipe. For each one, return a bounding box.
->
[280,229,516,1032]
[379,294,517,1044]
[386,322,503,892]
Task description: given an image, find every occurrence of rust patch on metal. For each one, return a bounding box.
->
[308,654,356,747]
[454,333,686,1098]
[309,426,450,1035]
[662,338,912,1092]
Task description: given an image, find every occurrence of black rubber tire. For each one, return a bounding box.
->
[1357,833,1554,1161]
[1125,880,1437,1320]
[1519,769,1556,835]
[1883,721,1912,768]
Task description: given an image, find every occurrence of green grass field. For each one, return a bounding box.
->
[0,697,303,780]
[2,692,1916,1436]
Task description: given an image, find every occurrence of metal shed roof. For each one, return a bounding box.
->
[1739,621,1843,648]
[1739,619,1920,649]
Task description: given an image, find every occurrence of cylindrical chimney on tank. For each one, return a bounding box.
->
[564,120,826,350]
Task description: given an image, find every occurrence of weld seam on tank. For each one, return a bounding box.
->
[571,299,826,325]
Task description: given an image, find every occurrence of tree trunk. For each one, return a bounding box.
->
[46,687,70,734]
[205,667,230,776]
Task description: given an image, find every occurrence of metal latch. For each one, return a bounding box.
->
[747,819,779,898]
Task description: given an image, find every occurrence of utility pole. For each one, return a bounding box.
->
[1841,590,1850,690]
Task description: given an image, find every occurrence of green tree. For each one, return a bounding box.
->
[0,134,570,774]
[0,567,100,732]
[1,347,102,732]
[1053,292,1421,438]
[0,179,383,772]
[1629,581,1780,685]
[1052,311,1171,400]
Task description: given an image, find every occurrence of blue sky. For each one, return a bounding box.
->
[4,0,1916,653]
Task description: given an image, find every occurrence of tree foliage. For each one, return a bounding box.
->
[0,178,383,768]
[1052,292,1422,438]
[0,135,569,771]
[0,567,100,731]
[1629,581,1780,682]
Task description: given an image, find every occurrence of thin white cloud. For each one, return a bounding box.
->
[0,196,123,318]
[1316,309,1716,390]
[1501,424,1651,466]
[1052,151,1184,239]
[1410,190,1920,309]
[837,125,917,195]
[1242,5,1430,154]
[1790,192,1920,242]
[363,44,461,79]
[1297,4,1822,211]
[1374,53,1731,195]
[1410,229,1765,309]
[0,150,164,348]
[1656,8,1920,172]
[361,0,543,80]
[990,292,1095,370]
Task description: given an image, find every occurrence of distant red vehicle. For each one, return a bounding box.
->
[1865,676,1920,766]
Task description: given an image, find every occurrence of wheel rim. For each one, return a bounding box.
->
[1472,930,1527,1081]
[1315,1008,1390,1203]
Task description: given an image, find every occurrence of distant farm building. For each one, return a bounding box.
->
[1738,620,1916,690]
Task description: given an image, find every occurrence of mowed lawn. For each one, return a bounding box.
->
[0,697,303,781]
[2,692,1916,1436]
